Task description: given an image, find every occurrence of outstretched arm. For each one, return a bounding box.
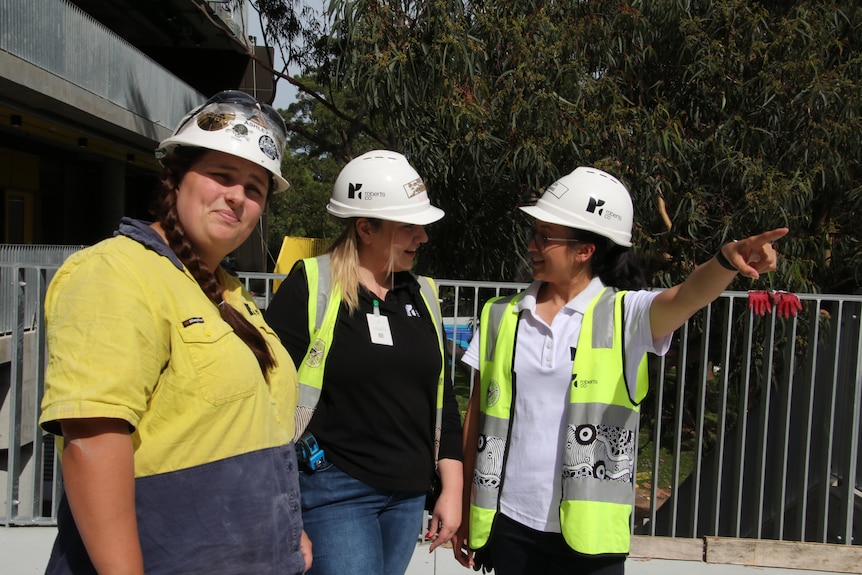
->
[650,228,788,340]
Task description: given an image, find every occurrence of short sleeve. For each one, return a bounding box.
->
[40,249,165,435]
[623,289,673,357]
[622,289,673,399]
[460,328,481,371]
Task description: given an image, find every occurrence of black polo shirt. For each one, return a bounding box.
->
[265,263,462,491]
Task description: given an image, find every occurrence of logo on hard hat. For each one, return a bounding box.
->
[347,183,385,200]
[586,196,623,223]
[586,196,605,215]
[404,177,426,199]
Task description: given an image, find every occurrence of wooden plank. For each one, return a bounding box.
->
[629,535,704,561]
[705,537,862,574]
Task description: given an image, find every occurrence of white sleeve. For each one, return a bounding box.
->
[623,290,673,394]
[460,327,482,371]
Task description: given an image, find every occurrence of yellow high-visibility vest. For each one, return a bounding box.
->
[293,256,446,462]
[469,287,648,556]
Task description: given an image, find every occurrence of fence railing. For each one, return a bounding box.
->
[0,246,78,335]
[3,265,860,549]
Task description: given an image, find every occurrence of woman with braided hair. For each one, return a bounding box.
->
[39,92,309,575]
[151,147,278,374]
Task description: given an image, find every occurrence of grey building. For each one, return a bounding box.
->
[0,0,276,269]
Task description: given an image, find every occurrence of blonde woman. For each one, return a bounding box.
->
[265,151,463,575]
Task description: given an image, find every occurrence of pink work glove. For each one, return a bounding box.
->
[769,291,802,318]
[748,290,772,316]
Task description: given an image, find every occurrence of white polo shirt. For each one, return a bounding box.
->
[461,277,672,532]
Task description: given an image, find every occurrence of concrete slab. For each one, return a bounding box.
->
[405,541,853,575]
[0,526,853,575]
[0,525,56,574]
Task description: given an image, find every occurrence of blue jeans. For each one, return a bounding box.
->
[299,462,426,575]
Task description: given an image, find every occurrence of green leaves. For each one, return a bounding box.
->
[259,0,862,292]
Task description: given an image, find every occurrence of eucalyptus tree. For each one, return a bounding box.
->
[255,0,862,292]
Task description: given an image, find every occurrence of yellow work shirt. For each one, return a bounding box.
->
[40,232,298,477]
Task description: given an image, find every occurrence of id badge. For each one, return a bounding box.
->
[367,313,394,346]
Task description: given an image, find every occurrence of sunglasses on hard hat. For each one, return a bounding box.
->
[175,90,286,141]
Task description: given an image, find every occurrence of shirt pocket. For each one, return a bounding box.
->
[176,317,259,406]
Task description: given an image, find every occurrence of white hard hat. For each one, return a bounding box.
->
[327,150,445,225]
[520,167,634,246]
[155,90,290,192]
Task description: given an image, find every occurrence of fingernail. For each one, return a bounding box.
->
[425,531,433,538]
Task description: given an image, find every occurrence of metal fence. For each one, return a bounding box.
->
[0,246,78,335]
[0,263,58,526]
[2,265,860,549]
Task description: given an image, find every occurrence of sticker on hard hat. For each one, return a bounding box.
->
[259,135,279,161]
[197,111,234,131]
[403,177,426,199]
[545,181,569,199]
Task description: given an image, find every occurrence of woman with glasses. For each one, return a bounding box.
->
[264,150,463,575]
[39,91,309,575]
[452,166,786,575]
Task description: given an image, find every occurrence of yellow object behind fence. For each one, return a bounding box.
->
[273,236,333,292]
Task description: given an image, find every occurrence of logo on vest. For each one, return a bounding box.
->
[487,379,501,407]
[305,338,325,367]
[571,373,598,388]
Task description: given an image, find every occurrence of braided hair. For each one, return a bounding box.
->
[152,147,276,374]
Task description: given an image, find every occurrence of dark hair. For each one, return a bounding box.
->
[152,147,276,374]
[571,229,648,290]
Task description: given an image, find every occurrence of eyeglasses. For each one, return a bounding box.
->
[526,228,580,251]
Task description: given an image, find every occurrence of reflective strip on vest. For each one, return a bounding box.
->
[469,287,648,555]
[294,256,341,439]
[294,255,445,454]
[469,294,520,550]
[416,275,445,461]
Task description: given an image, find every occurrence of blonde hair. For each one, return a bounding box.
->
[328,218,397,313]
